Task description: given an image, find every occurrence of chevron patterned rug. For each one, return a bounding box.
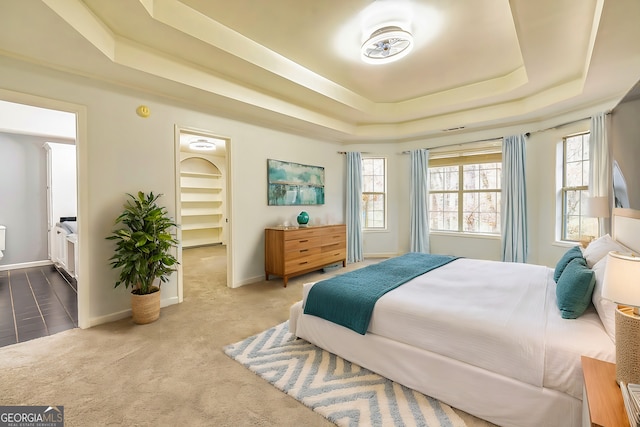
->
[224,321,466,427]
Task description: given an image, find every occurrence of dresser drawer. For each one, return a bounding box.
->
[321,248,347,261]
[285,250,342,273]
[322,225,346,235]
[285,246,321,261]
[322,232,346,246]
[284,236,321,252]
[284,228,323,241]
[285,255,317,273]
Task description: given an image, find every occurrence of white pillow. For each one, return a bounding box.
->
[582,234,631,268]
[591,256,617,342]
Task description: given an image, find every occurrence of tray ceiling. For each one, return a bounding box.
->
[0,0,639,143]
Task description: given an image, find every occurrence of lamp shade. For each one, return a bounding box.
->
[583,196,610,218]
[601,251,640,306]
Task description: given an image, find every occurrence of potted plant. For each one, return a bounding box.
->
[106,191,179,324]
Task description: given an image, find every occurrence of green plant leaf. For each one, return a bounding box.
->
[106,191,180,294]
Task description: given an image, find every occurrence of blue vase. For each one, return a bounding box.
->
[297,211,309,226]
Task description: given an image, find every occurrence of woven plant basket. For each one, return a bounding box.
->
[131,286,161,324]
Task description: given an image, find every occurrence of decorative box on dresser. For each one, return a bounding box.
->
[581,356,629,427]
[265,224,346,287]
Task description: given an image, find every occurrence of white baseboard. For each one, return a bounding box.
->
[161,296,179,308]
[0,259,53,271]
[232,274,266,288]
[89,309,131,327]
[87,295,180,328]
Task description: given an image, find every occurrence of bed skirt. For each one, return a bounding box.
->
[290,301,582,427]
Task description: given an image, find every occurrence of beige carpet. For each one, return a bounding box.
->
[0,246,496,427]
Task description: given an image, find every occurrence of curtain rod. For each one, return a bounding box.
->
[533,112,609,134]
[400,136,504,154]
[399,111,608,153]
[534,117,589,133]
[340,112,608,155]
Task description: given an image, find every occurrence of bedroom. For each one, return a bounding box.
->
[0,0,639,425]
[0,0,637,328]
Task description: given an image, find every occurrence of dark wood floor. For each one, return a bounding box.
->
[0,265,77,348]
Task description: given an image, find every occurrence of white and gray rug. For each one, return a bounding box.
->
[224,321,466,427]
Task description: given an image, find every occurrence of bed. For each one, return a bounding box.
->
[289,208,640,427]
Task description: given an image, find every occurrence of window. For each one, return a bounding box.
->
[561,132,597,241]
[362,157,386,229]
[428,150,502,234]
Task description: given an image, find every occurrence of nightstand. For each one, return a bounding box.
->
[581,356,630,427]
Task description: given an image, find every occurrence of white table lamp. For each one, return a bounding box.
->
[584,196,610,219]
[602,251,640,384]
[583,196,610,243]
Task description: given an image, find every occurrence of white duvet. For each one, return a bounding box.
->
[302,257,615,399]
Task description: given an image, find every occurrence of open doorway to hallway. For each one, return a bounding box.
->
[176,128,230,295]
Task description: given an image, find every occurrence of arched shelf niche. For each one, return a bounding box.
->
[179,155,225,247]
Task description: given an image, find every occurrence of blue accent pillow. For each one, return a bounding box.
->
[556,257,596,319]
[553,245,584,283]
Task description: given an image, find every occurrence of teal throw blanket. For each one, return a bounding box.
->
[303,252,459,335]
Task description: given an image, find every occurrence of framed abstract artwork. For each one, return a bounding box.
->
[267,159,325,205]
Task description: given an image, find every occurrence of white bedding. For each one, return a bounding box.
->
[291,210,639,427]
[299,257,614,400]
[369,258,549,388]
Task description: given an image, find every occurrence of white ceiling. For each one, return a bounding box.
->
[0,0,639,144]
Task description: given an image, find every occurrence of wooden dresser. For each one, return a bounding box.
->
[265,224,346,287]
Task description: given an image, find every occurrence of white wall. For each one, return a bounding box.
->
[0,133,49,265]
[0,55,344,326]
[343,141,507,262]
[348,117,600,265]
[0,54,623,327]
[230,132,345,285]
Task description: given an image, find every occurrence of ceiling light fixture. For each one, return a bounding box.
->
[361,26,414,64]
[189,139,216,151]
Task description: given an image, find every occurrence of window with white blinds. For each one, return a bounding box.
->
[428,141,502,234]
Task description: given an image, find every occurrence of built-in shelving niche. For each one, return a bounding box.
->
[180,155,225,248]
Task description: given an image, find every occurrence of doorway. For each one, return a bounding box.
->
[175,127,231,299]
[0,93,85,338]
